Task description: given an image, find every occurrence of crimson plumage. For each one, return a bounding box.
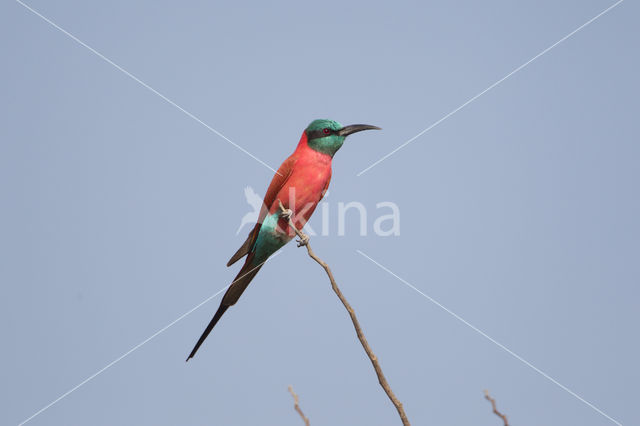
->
[187,119,379,360]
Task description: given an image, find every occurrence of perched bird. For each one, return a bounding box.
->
[186,119,380,361]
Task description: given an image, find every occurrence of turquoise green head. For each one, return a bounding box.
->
[305,119,381,157]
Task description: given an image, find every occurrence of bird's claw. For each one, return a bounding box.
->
[280,208,293,220]
[296,233,310,247]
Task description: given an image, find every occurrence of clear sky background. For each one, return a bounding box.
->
[1,1,638,425]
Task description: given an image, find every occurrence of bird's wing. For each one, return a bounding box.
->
[227,156,296,267]
[320,170,332,199]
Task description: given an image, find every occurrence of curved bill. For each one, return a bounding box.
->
[337,124,382,137]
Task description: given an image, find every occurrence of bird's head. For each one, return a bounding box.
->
[305,119,380,157]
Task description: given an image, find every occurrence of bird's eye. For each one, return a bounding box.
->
[323,128,331,135]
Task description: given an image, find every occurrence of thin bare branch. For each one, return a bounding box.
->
[288,385,310,426]
[484,390,509,426]
[279,200,411,426]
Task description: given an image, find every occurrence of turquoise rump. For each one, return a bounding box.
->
[252,212,289,262]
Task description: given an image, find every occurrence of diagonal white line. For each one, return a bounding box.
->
[356,0,624,176]
[15,0,280,175]
[17,252,281,425]
[355,249,622,426]
[17,286,228,425]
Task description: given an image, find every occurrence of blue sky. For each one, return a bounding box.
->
[1,1,638,425]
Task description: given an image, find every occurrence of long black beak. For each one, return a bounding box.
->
[337,124,381,137]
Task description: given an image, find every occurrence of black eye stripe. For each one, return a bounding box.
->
[307,128,335,140]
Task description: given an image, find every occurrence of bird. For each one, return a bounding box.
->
[235,186,263,235]
[186,119,380,361]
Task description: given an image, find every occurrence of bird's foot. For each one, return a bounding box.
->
[296,233,310,247]
[280,208,293,220]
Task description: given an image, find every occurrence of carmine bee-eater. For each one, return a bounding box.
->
[186,119,380,360]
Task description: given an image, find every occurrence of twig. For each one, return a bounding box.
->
[288,385,310,426]
[278,201,411,426]
[484,390,509,426]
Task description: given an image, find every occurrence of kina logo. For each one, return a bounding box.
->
[235,186,263,235]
